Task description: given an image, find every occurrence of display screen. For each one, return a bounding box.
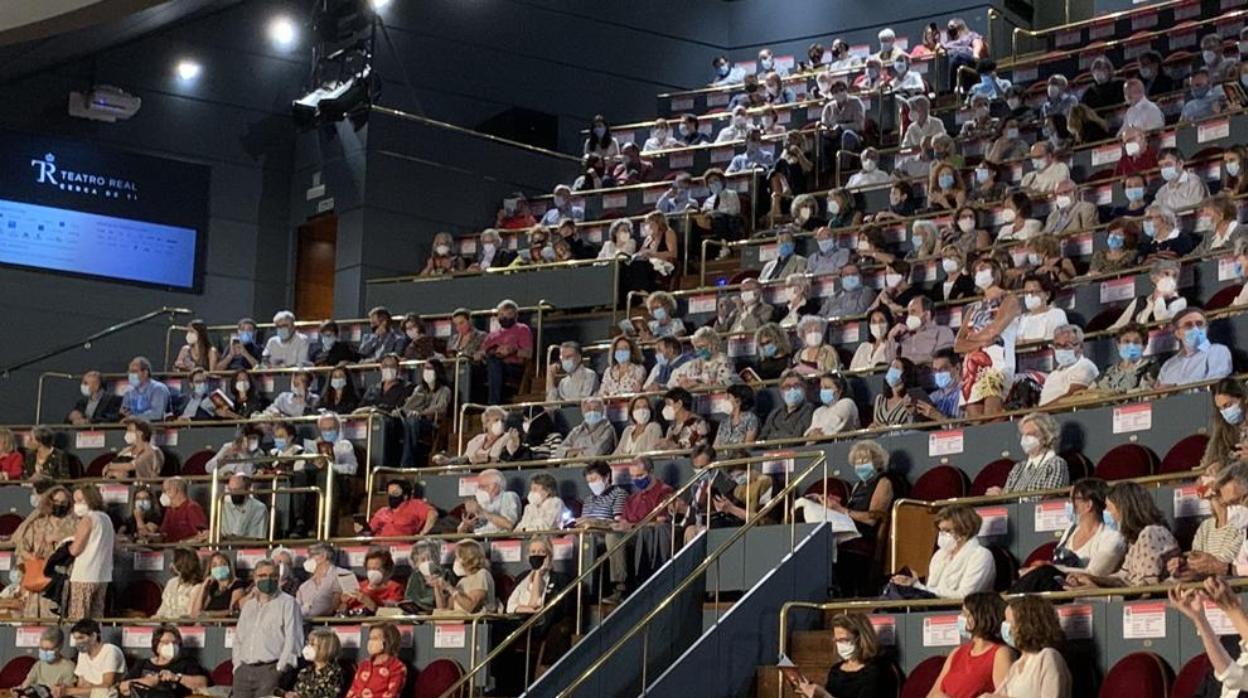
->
[0,129,209,291]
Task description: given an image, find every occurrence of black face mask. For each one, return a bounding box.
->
[498,316,517,329]
[388,495,405,510]
[529,555,547,571]
[51,503,70,517]
[230,494,246,506]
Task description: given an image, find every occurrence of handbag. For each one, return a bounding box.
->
[880,581,938,600]
[20,556,50,593]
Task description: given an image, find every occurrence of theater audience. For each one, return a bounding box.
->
[458,468,520,534]
[357,354,412,412]
[760,372,815,441]
[297,544,344,618]
[399,358,451,467]
[851,308,897,371]
[288,629,344,698]
[117,485,163,542]
[791,316,840,377]
[232,559,303,698]
[754,323,793,380]
[806,373,859,437]
[1158,308,1233,387]
[599,336,646,396]
[1088,218,1140,273]
[174,319,218,371]
[480,299,534,405]
[1154,149,1211,212]
[670,327,736,388]
[714,384,760,450]
[1065,481,1178,588]
[888,505,994,599]
[66,484,114,620]
[342,549,403,615]
[262,310,310,367]
[615,396,663,455]
[157,478,208,544]
[555,397,618,460]
[1094,323,1158,393]
[22,426,70,480]
[366,479,436,536]
[983,597,1071,698]
[645,336,694,390]
[320,364,361,413]
[927,593,1012,698]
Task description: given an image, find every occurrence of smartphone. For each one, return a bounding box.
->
[503,197,519,216]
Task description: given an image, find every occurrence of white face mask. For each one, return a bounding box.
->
[73,502,89,517]
[861,159,877,172]
[124,431,138,445]
[422,369,436,386]
[805,332,823,348]
[303,558,318,574]
[905,315,922,331]
[1024,293,1044,311]
[527,491,545,506]
[302,645,317,662]
[662,405,676,421]
[999,208,1016,224]
[974,269,994,289]
[488,420,505,436]
[1021,434,1041,454]
[937,531,957,551]
[366,569,384,585]
[381,367,398,382]
[835,641,856,661]
[588,479,607,496]
[958,217,975,233]
[869,323,887,339]
[633,408,651,424]
[942,258,960,274]
[884,273,903,289]
[1156,276,1177,294]
[741,290,757,304]
[185,332,198,346]
[435,244,451,256]
[452,560,467,577]
[159,493,172,507]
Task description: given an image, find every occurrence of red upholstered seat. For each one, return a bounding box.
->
[988,545,1018,592]
[727,269,760,285]
[803,477,850,504]
[970,459,1014,496]
[86,452,115,477]
[1171,653,1212,698]
[910,465,968,502]
[1023,541,1058,568]
[1094,444,1157,481]
[1059,450,1092,482]
[179,449,216,476]
[414,658,464,698]
[0,656,36,689]
[1206,284,1243,311]
[1161,434,1210,474]
[0,513,23,537]
[211,661,234,687]
[118,579,163,616]
[1097,652,1172,698]
[899,655,944,698]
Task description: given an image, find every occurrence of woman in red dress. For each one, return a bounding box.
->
[927,592,1014,698]
[346,623,407,698]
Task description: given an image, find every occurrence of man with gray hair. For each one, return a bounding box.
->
[900,96,946,149]
[262,310,310,367]
[296,544,345,617]
[459,468,520,534]
[554,397,618,462]
[480,298,533,404]
[68,369,122,425]
[1043,179,1098,235]
[546,340,598,403]
[233,559,303,698]
[221,474,268,540]
[1039,324,1099,406]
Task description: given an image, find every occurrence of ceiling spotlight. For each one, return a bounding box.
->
[369,0,393,11]
[175,60,202,81]
[268,16,297,47]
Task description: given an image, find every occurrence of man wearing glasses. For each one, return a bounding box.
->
[1158,308,1232,387]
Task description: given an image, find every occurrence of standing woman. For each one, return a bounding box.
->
[927,592,1013,698]
[795,612,898,698]
[955,258,1020,418]
[345,623,407,698]
[13,485,76,618]
[67,485,114,620]
[982,596,1071,698]
[174,320,219,371]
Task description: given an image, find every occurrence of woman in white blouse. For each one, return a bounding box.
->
[599,336,647,397]
[614,396,663,455]
[806,373,860,438]
[1013,478,1125,592]
[996,191,1042,243]
[1110,258,1186,331]
[849,307,896,371]
[155,548,205,618]
[888,504,994,599]
[984,596,1072,698]
[1013,275,1067,344]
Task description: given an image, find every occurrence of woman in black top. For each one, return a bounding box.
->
[358,354,413,411]
[193,553,247,617]
[116,485,163,542]
[321,363,361,414]
[932,246,977,302]
[118,625,209,698]
[795,613,896,698]
[217,368,268,419]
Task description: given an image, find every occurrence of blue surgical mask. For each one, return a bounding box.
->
[1161,165,1179,182]
[1064,500,1075,522]
[957,615,971,640]
[1222,403,1244,425]
[561,358,578,373]
[934,371,953,389]
[761,343,778,358]
[654,353,669,367]
[278,327,293,341]
[717,65,730,77]
[127,372,141,387]
[193,382,209,396]
[854,463,876,482]
[778,242,795,258]
[696,348,712,361]
[273,438,288,450]
[1102,510,1118,531]
[819,388,837,405]
[632,476,651,490]
[1184,326,1209,351]
[884,367,902,387]
[841,275,861,291]
[1118,343,1143,361]
[38,649,56,663]
[652,307,669,322]
[239,330,255,344]
[1125,186,1145,202]
[1106,234,1124,250]
[1143,220,1156,238]
[614,349,632,364]
[783,387,805,406]
[817,239,836,254]
[1001,621,1015,648]
[321,430,339,442]
[583,411,605,427]
[938,174,955,190]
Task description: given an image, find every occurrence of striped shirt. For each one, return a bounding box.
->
[1193,517,1246,563]
[581,486,628,520]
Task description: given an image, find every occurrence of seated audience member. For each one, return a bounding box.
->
[399,314,438,360]
[613,142,654,182]
[345,623,406,698]
[716,277,774,333]
[433,540,497,613]
[1168,477,1244,582]
[262,310,310,367]
[67,370,122,425]
[192,554,246,617]
[713,384,760,450]
[760,229,806,282]
[175,368,215,420]
[1169,575,1248,696]
[1121,76,1165,132]
[156,548,204,618]
[320,364,360,414]
[1082,56,1125,110]
[850,308,897,371]
[1042,180,1096,235]
[1153,149,1211,211]
[1067,104,1110,145]
[991,413,1068,496]
[1040,73,1077,119]
[956,258,1021,418]
[643,336,693,391]
[805,226,849,276]
[616,396,663,456]
[356,354,412,413]
[806,373,859,437]
[447,307,487,360]
[753,323,793,381]
[1024,235,1076,287]
[21,426,71,480]
[656,171,696,213]
[173,319,219,371]
[919,349,963,421]
[216,318,263,370]
[297,544,348,618]
[469,229,516,271]
[967,161,1007,207]
[204,424,265,477]
[642,118,681,153]
[894,296,954,365]
[675,113,709,146]
[1094,323,1159,393]
[1109,174,1153,221]
[288,629,345,698]
[366,479,436,536]
[959,94,998,140]
[1195,194,1243,254]
[696,167,743,241]
[639,291,686,340]
[479,299,533,405]
[600,219,636,259]
[507,535,571,616]
[546,340,598,402]
[777,274,819,329]
[458,468,520,534]
[555,397,618,460]
[996,191,1042,242]
[825,187,863,229]
[985,597,1072,698]
[117,485,163,542]
[1014,478,1125,592]
[516,474,568,532]
[927,162,965,211]
[934,246,976,302]
[874,358,931,427]
[845,148,888,190]
[1113,126,1157,178]
[157,478,208,544]
[907,219,941,261]
[900,95,946,148]
[873,180,918,222]
[1111,259,1186,329]
[399,358,451,467]
[716,105,753,143]
[1038,325,1098,406]
[583,115,620,162]
[1019,142,1068,195]
[578,461,628,528]
[262,370,316,419]
[1180,66,1227,123]
[403,541,453,614]
[120,356,170,421]
[220,474,268,540]
[794,612,898,698]
[342,549,404,615]
[1065,481,1178,588]
[871,260,922,316]
[889,505,994,599]
[819,262,877,319]
[421,231,465,276]
[984,116,1028,165]
[1158,308,1232,387]
[759,372,814,441]
[1222,145,1248,196]
[1200,380,1248,473]
[928,593,1012,698]
[658,387,710,449]
[22,627,77,690]
[1088,219,1141,274]
[791,316,840,377]
[540,184,586,225]
[212,368,268,419]
[670,327,737,388]
[66,619,126,697]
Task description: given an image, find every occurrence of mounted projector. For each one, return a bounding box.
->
[68,85,142,122]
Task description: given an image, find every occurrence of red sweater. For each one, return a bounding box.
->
[160,500,208,542]
[368,499,434,537]
[346,656,406,698]
[0,452,22,480]
[1113,149,1158,178]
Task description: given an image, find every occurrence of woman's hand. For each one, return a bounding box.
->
[1204,576,1243,614]
[1169,583,1206,621]
[1064,573,1094,589]
[890,574,915,587]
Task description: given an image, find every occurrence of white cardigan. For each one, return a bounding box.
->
[916,537,995,599]
[1054,521,1126,576]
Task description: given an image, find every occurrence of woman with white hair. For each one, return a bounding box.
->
[988,413,1069,496]
[468,229,515,271]
[1110,258,1186,330]
[791,316,841,377]
[670,327,737,388]
[778,274,819,328]
[553,397,617,460]
[433,405,519,466]
[907,219,940,260]
[1138,203,1199,258]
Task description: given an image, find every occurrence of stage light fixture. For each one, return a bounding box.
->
[268,16,297,47]
[369,0,393,11]
[176,60,202,81]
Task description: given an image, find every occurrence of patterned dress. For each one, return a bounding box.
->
[346,656,407,698]
[291,662,344,698]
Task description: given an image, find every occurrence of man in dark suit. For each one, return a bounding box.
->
[66,370,122,425]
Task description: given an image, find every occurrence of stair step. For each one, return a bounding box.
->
[755,663,833,698]
[789,630,836,666]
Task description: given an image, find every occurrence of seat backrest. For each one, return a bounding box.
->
[86,452,115,477]
[120,579,164,616]
[1095,444,1158,481]
[1059,450,1092,482]
[414,658,463,698]
[1206,284,1243,311]
[1159,433,1209,475]
[179,448,216,477]
[898,655,945,698]
[0,513,24,537]
[1023,541,1058,568]
[803,477,850,504]
[211,660,234,687]
[910,465,968,502]
[0,656,36,689]
[1171,653,1212,698]
[1097,651,1173,698]
[989,545,1018,592]
[970,459,1014,496]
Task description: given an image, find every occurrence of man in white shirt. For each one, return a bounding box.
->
[641,118,681,153]
[221,474,269,540]
[1119,78,1165,134]
[460,468,521,533]
[900,96,946,149]
[1039,325,1099,406]
[262,310,310,367]
[1154,148,1210,212]
[70,619,126,695]
[715,106,752,144]
[546,340,599,402]
[846,147,891,189]
[1020,142,1070,195]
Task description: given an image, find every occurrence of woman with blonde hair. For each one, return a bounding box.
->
[289,628,345,698]
[640,290,686,339]
[433,539,496,613]
[795,612,897,697]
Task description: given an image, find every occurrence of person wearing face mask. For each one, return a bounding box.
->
[793,613,897,698]
[801,372,858,438]
[777,275,819,329]
[119,355,170,421]
[1077,56,1125,111]
[604,395,659,457]
[979,597,1071,698]
[889,505,994,600]
[398,540,451,614]
[1159,307,1233,387]
[1014,274,1067,343]
[845,147,890,190]
[152,547,205,619]
[759,228,807,282]
[761,71,796,105]
[1041,179,1096,236]
[675,113,709,146]
[455,467,520,534]
[546,340,599,403]
[20,627,77,691]
[714,277,772,335]
[709,54,746,87]
[554,397,618,462]
[967,58,1012,104]
[540,183,587,226]
[363,479,436,538]
[927,593,1013,698]
[1064,481,1177,590]
[355,354,411,420]
[344,624,408,698]
[1019,141,1068,196]
[889,53,925,96]
[62,485,113,620]
[419,230,465,276]
[1200,33,1238,82]
[819,79,866,161]
[635,291,686,342]
[726,128,776,176]
[296,543,348,617]
[874,358,931,427]
[341,549,403,615]
[1015,478,1125,594]
[1201,381,1248,481]
[434,405,518,468]
[286,629,344,698]
[506,535,571,615]
[262,310,311,368]
[995,191,1041,242]
[233,559,305,698]
[310,320,358,374]
[597,336,644,397]
[600,218,638,262]
[873,27,907,64]
[641,336,692,392]
[117,484,163,542]
[156,477,209,545]
[848,308,896,372]
[1109,129,1157,182]
[984,115,1030,165]
[203,424,265,478]
[259,370,317,421]
[756,372,814,441]
[958,93,998,141]
[955,259,1021,418]
[694,167,744,243]
[893,296,954,365]
[583,113,620,164]
[825,38,859,71]
[819,440,898,595]
[603,457,677,599]
[934,245,976,303]
[172,318,218,372]
[66,370,122,425]
[15,425,67,481]
[215,318,261,371]
[513,474,566,532]
[805,226,850,276]
[220,474,268,540]
[190,553,247,617]
[175,367,216,420]
[396,358,451,467]
[99,417,163,480]
[1222,145,1248,196]
[870,260,921,316]
[1040,74,1077,120]
[899,96,946,150]
[1152,150,1211,215]
[1093,323,1158,393]
[468,229,516,272]
[655,171,698,215]
[212,367,268,420]
[926,163,966,212]
[444,309,486,367]
[641,117,681,153]
[1037,324,1099,407]
[64,619,127,698]
[1194,195,1243,255]
[991,413,1068,496]
[433,539,498,612]
[1111,258,1186,332]
[1120,76,1165,134]
[1169,478,1246,582]
[477,298,534,404]
[650,388,706,450]
[913,349,963,422]
[819,261,877,319]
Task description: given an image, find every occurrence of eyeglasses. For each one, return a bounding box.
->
[1179,320,1207,330]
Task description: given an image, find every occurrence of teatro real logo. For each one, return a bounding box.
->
[30,152,140,200]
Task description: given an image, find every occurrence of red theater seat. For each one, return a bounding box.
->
[1094,444,1157,481]
[414,658,464,698]
[117,579,163,617]
[970,459,1014,496]
[989,545,1018,592]
[180,449,216,476]
[1206,284,1243,311]
[1060,450,1091,482]
[1161,434,1209,474]
[211,661,234,687]
[899,655,944,698]
[1023,542,1058,568]
[0,513,23,537]
[1172,653,1212,698]
[0,656,36,689]
[910,465,968,502]
[86,453,115,477]
[1097,652,1172,698]
[803,477,850,504]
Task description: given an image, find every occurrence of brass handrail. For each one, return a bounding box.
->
[556,452,830,697]
[371,105,583,163]
[0,306,192,379]
[1007,0,1192,64]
